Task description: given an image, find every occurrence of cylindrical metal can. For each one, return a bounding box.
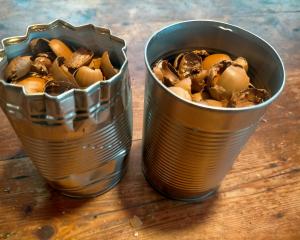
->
[0,20,132,198]
[143,20,285,201]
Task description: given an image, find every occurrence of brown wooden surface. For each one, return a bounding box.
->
[0,1,300,239]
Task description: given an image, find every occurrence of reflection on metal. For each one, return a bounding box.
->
[143,20,285,202]
[0,20,133,198]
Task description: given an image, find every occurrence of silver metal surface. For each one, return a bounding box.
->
[0,20,132,198]
[143,20,285,201]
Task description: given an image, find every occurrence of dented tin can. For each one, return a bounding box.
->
[0,20,132,197]
[143,20,285,201]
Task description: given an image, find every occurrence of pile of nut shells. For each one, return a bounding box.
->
[152,50,270,108]
[3,38,118,95]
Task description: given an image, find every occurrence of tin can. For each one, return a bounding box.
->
[0,20,132,198]
[143,20,285,201]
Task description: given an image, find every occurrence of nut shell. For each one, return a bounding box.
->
[218,65,250,94]
[152,60,164,81]
[89,58,102,69]
[192,91,208,102]
[49,39,73,60]
[178,52,202,78]
[4,56,32,81]
[30,38,50,55]
[100,51,117,79]
[50,57,79,87]
[202,54,231,70]
[75,66,103,87]
[65,48,94,69]
[191,70,208,93]
[229,88,270,107]
[44,79,76,96]
[168,86,191,101]
[161,60,179,86]
[32,56,52,75]
[174,78,192,93]
[234,57,248,72]
[14,76,47,94]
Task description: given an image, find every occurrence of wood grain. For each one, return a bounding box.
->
[0,140,299,240]
[0,0,299,239]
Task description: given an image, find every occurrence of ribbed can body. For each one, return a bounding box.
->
[143,20,285,201]
[142,73,259,201]
[9,87,132,197]
[0,20,132,197]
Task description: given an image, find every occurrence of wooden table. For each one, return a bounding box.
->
[0,1,299,239]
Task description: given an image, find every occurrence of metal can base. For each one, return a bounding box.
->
[143,168,218,202]
[49,167,127,199]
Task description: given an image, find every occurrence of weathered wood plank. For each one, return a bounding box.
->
[0,138,299,239]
